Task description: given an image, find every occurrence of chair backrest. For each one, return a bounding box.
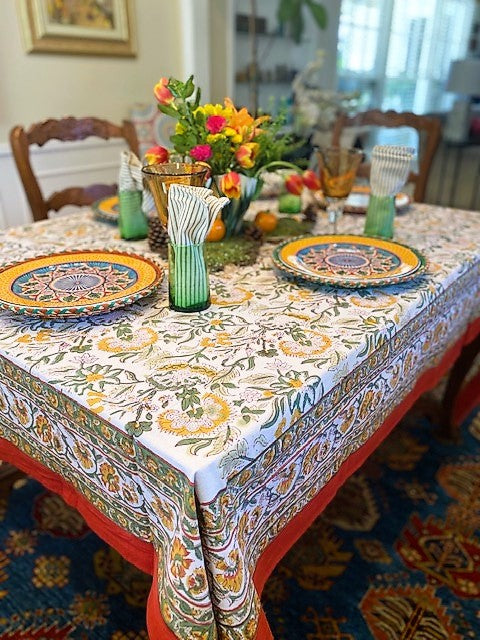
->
[10,117,140,222]
[331,109,442,202]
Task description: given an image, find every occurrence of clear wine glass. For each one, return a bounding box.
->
[316,146,364,233]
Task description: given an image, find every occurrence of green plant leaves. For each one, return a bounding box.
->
[305,0,328,29]
[276,0,327,44]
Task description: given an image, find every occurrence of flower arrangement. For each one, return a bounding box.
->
[153,75,302,199]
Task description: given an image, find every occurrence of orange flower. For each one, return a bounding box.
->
[215,549,244,592]
[224,97,269,141]
[170,538,193,578]
[154,77,174,106]
[235,142,259,169]
[220,171,241,199]
[144,145,169,165]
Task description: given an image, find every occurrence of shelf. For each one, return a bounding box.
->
[235,80,294,86]
[235,30,285,39]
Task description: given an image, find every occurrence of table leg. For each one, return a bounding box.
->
[437,332,480,442]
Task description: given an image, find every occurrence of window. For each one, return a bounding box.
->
[337,0,475,114]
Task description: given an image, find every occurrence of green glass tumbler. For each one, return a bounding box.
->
[364,194,396,239]
[168,242,210,312]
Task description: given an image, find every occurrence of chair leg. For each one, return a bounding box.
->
[437,333,480,442]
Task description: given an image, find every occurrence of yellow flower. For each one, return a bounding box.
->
[206,133,226,144]
[86,391,105,414]
[215,549,244,592]
[170,537,192,578]
[85,373,103,383]
[99,462,120,492]
[202,103,229,117]
[289,378,303,388]
[157,393,230,436]
[279,332,331,358]
[35,330,52,341]
[211,287,253,306]
[98,328,158,353]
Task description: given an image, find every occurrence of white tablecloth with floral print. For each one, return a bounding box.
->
[0,204,478,640]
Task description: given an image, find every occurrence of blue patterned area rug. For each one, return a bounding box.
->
[0,402,479,639]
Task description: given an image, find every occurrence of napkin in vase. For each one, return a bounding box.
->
[167,184,229,311]
[364,145,414,239]
[118,150,155,240]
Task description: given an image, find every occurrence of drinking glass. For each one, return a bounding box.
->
[141,162,210,227]
[316,147,363,233]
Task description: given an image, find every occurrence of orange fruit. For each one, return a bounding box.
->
[206,218,226,242]
[254,210,278,233]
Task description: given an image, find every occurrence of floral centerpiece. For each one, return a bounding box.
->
[153,75,309,237]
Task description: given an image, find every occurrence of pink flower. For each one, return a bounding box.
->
[302,169,321,191]
[285,173,304,195]
[206,115,226,134]
[154,77,174,106]
[190,145,212,162]
[144,145,169,165]
[220,171,241,199]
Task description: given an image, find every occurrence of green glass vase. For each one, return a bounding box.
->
[168,242,210,312]
[214,174,259,238]
[364,194,396,239]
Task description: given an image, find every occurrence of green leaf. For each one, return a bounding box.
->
[157,104,178,118]
[289,7,304,43]
[184,76,195,98]
[193,87,202,109]
[168,77,186,98]
[305,0,327,29]
[277,0,301,23]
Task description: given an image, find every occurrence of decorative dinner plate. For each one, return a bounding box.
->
[92,196,119,223]
[273,234,426,288]
[0,250,164,317]
[344,185,411,214]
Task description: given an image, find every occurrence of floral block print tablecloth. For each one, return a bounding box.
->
[0,205,478,640]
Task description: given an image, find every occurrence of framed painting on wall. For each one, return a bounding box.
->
[17,0,136,57]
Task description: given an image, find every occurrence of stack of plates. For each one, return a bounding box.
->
[92,196,119,223]
[272,234,426,288]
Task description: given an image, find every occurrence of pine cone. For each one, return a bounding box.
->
[303,203,319,224]
[243,223,264,244]
[148,216,168,258]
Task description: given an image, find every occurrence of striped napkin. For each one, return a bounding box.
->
[364,145,415,239]
[369,145,415,197]
[167,184,229,245]
[119,150,155,214]
[167,184,229,311]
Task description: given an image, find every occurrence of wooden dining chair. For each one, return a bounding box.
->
[331,109,442,202]
[10,117,140,222]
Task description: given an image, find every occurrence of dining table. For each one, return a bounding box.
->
[0,199,478,640]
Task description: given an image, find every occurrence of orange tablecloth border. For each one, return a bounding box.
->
[0,316,478,640]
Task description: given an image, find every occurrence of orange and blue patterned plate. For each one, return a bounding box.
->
[273,234,426,288]
[92,196,119,223]
[0,250,164,317]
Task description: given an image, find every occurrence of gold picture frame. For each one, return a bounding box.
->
[18,0,136,57]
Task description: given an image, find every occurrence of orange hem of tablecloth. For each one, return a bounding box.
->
[252,315,480,639]
[0,317,478,640]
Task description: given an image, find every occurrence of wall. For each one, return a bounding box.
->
[0,0,212,229]
[0,0,183,141]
